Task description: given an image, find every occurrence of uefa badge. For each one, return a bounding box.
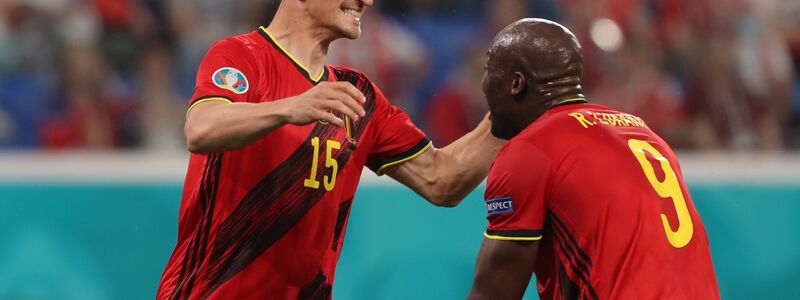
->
[212,67,249,94]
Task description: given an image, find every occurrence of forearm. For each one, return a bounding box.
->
[383,116,505,207]
[429,117,504,205]
[185,101,288,154]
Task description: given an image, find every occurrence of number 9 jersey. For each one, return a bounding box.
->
[157,28,430,300]
[483,101,720,300]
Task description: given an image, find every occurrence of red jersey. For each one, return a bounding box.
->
[157,27,430,300]
[484,102,720,300]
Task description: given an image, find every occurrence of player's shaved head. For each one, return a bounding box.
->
[490,18,583,89]
[482,18,585,139]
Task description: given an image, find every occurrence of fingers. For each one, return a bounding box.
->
[326,82,366,118]
[329,82,367,104]
[319,99,360,123]
[287,82,368,126]
[315,111,344,127]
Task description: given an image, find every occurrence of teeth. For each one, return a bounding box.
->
[342,9,360,21]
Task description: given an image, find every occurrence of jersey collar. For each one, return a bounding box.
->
[258,26,329,85]
[545,97,588,110]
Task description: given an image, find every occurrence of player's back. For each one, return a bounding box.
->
[522,103,720,299]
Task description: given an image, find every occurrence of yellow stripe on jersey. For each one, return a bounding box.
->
[484,231,543,241]
[186,97,234,117]
[259,26,325,82]
[376,141,433,175]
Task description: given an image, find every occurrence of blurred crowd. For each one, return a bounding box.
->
[0,0,798,151]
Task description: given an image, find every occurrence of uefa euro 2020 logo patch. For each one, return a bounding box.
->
[212,67,249,94]
[486,197,514,215]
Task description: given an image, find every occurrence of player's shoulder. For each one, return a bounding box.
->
[496,135,550,168]
[208,30,267,57]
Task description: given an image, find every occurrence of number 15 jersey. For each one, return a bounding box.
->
[484,102,720,300]
[157,28,430,300]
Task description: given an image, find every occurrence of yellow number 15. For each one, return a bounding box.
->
[304,137,341,191]
[628,139,694,248]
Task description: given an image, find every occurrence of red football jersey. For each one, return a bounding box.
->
[157,27,430,300]
[484,102,720,299]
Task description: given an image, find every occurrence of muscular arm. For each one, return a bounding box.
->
[383,115,505,207]
[184,82,366,154]
[468,238,540,300]
[185,101,288,153]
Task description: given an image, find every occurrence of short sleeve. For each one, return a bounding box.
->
[483,142,553,241]
[188,38,260,113]
[365,82,431,175]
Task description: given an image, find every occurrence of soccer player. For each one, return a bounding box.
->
[467,19,720,300]
[156,0,503,299]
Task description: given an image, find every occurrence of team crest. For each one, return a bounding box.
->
[212,67,249,94]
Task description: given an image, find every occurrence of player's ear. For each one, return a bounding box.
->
[511,72,526,98]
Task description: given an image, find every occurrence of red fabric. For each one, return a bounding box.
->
[425,86,472,146]
[92,0,134,27]
[158,29,426,300]
[485,103,719,300]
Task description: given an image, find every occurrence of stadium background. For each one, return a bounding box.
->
[1,0,799,299]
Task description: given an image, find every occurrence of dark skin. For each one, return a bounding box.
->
[468,18,585,300]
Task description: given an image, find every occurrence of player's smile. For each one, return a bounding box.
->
[332,0,371,39]
[340,7,362,23]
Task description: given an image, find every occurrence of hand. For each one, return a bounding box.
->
[278,82,366,127]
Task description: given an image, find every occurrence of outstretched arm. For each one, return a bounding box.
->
[185,82,366,154]
[383,115,505,207]
[468,238,540,300]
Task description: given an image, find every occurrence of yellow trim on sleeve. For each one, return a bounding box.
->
[376,141,433,175]
[260,27,325,82]
[484,231,543,241]
[186,97,234,117]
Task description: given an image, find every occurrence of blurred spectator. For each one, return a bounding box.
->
[763,0,800,148]
[425,45,488,146]
[329,9,429,113]
[423,0,531,146]
[681,0,793,151]
[0,0,797,151]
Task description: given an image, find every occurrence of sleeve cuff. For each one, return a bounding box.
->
[369,138,432,175]
[187,96,235,117]
[484,229,543,241]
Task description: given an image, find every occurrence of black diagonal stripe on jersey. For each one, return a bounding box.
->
[180,154,224,300]
[550,224,597,300]
[549,213,598,300]
[331,198,353,251]
[557,260,581,300]
[170,154,223,300]
[194,70,378,298]
[334,69,374,135]
[170,154,220,300]
[298,271,332,300]
[550,213,593,267]
[549,221,591,277]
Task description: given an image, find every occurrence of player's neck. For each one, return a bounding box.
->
[265,20,331,78]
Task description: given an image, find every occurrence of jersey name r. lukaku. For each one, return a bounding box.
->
[484,102,720,300]
[157,27,431,300]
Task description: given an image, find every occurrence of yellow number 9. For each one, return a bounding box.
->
[628,139,694,248]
